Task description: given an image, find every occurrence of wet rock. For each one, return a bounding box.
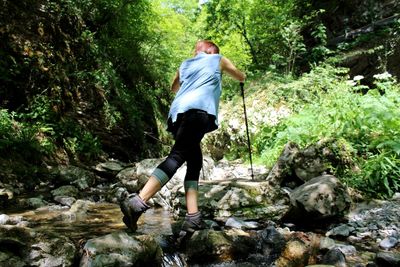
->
[94,160,127,177]
[51,185,79,198]
[225,217,259,230]
[172,179,288,221]
[28,235,76,267]
[54,196,76,207]
[375,251,400,267]
[326,224,355,238]
[288,175,351,221]
[294,145,328,182]
[27,197,48,209]
[185,229,256,264]
[0,226,32,265]
[274,238,310,267]
[51,165,96,190]
[334,244,357,256]
[319,237,337,250]
[379,237,398,249]
[321,248,346,267]
[266,142,300,187]
[80,231,162,266]
[259,226,286,261]
[0,188,13,200]
[116,166,148,193]
[0,251,26,267]
[0,214,10,225]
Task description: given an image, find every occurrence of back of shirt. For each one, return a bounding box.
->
[168,52,222,126]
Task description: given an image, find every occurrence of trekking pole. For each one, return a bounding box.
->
[240,82,254,180]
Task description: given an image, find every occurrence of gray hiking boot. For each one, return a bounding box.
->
[181,211,208,234]
[175,211,208,246]
[120,193,150,232]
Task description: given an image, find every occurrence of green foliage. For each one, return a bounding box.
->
[0,109,54,160]
[253,65,400,198]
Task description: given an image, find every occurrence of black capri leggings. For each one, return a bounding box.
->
[153,109,215,185]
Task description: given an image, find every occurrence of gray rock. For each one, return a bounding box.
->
[185,229,256,263]
[225,217,259,230]
[116,167,148,193]
[321,248,346,267]
[289,175,351,220]
[80,231,162,266]
[51,185,79,198]
[27,197,48,209]
[28,235,76,267]
[326,224,355,237]
[54,196,76,207]
[52,165,96,190]
[376,251,400,267]
[334,244,357,256]
[259,226,286,259]
[319,237,336,250]
[0,214,10,225]
[0,251,26,267]
[379,237,398,249]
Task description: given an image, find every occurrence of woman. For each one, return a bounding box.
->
[121,40,246,235]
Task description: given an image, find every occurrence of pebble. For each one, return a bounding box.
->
[0,214,10,225]
[379,237,399,249]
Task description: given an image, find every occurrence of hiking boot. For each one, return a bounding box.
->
[120,193,150,232]
[175,211,208,247]
[180,211,208,234]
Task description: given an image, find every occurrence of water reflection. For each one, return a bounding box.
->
[8,202,175,242]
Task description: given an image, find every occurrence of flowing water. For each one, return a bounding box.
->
[7,202,187,266]
[8,203,175,241]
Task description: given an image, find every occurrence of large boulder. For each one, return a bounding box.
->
[171,179,289,221]
[287,175,351,222]
[50,166,96,190]
[185,229,257,264]
[28,235,77,267]
[80,231,162,266]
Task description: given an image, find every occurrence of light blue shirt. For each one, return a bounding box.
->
[168,52,222,127]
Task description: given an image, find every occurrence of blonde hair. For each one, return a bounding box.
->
[194,40,220,55]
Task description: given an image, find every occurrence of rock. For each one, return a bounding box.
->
[54,196,76,207]
[334,244,357,256]
[392,192,400,201]
[51,185,79,198]
[28,235,76,267]
[95,160,126,175]
[288,175,351,221]
[375,251,400,267]
[172,179,288,221]
[0,251,26,267]
[321,248,346,267]
[319,237,337,250]
[27,197,48,209]
[259,226,286,261]
[294,145,328,182]
[0,226,32,265]
[225,217,259,230]
[51,165,96,190]
[379,237,398,249]
[0,188,13,200]
[275,238,310,267]
[306,265,335,267]
[266,142,300,187]
[116,166,148,193]
[80,232,162,266]
[185,229,256,264]
[0,214,10,225]
[326,224,355,238]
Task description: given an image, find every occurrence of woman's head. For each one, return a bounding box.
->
[194,40,219,55]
